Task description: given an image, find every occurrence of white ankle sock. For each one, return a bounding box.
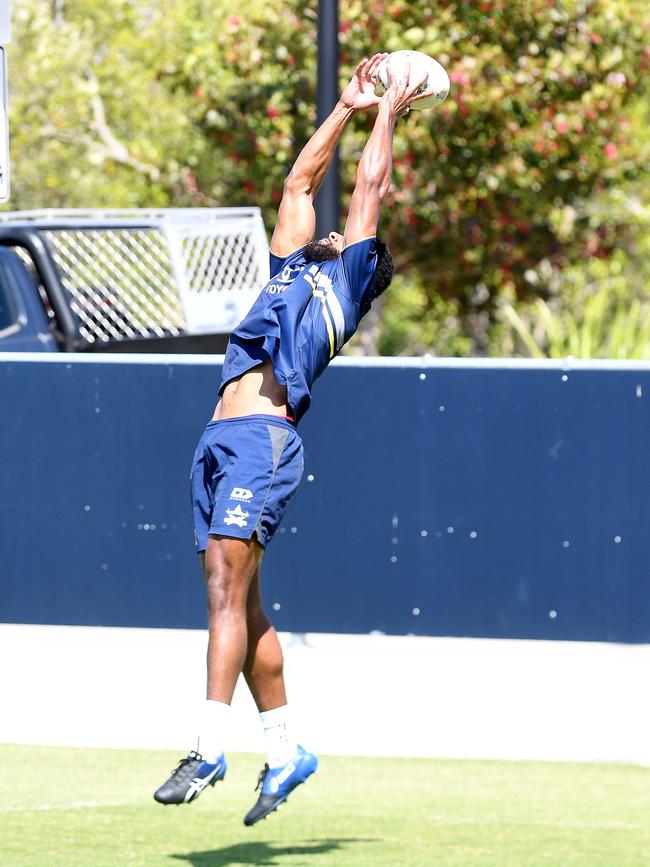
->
[196,700,230,763]
[260,705,297,768]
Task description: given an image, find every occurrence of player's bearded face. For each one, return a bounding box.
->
[304,239,341,262]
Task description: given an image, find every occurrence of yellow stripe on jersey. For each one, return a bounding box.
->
[321,303,336,357]
[324,291,345,352]
[305,269,337,357]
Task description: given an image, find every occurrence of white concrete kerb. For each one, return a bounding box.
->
[1,623,648,765]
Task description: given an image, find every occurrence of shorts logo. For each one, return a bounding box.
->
[229,487,253,502]
[224,504,250,528]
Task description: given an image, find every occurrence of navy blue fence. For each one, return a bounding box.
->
[1,354,649,642]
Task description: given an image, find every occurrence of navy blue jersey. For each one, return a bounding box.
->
[220,237,378,422]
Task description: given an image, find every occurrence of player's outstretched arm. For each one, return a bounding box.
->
[343,65,432,247]
[271,54,388,258]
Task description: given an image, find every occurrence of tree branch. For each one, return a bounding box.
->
[87,73,161,180]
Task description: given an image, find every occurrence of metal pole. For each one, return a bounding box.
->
[315,0,340,237]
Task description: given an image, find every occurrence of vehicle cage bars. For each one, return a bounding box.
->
[0,209,270,345]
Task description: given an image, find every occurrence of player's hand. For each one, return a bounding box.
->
[380,62,434,118]
[339,54,388,112]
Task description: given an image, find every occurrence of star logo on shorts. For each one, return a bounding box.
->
[224,504,250,528]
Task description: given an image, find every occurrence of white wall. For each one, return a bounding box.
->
[2,623,648,764]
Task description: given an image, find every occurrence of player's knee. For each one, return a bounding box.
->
[205,566,247,614]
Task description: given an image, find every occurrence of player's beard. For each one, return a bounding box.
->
[303,239,340,263]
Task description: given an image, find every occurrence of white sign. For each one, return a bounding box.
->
[0,47,8,202]
[0,1,10,45]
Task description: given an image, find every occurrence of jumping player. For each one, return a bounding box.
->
[154,54,432,825]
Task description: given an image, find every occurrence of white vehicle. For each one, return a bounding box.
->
[0,208,269,353]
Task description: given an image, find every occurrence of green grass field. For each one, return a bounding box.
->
[2,744,649,866]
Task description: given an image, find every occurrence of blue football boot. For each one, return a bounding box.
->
[244,745,318,826]
[153,750,227,804]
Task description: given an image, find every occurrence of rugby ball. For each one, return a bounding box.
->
[376,50,450,110]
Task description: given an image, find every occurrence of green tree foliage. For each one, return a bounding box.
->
[8,0,194,207]
[491,191,650,357]
[5,0,650,356]
[339,0,650,353]
[152,0,317,210]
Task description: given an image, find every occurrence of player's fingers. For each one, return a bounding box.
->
[401,61,411,87]
[361,56,378,81]
[367,55,385,82]
[369,51,389,62]
[407,70,429,96]
[354,57,369,77]
[409,86,435,104]
[389,60,409,93]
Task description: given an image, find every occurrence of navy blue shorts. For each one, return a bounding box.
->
[190,414,304,551]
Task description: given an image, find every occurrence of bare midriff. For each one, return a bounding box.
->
[212,359,290,421]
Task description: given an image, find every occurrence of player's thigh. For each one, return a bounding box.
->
[204,534,263,598]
